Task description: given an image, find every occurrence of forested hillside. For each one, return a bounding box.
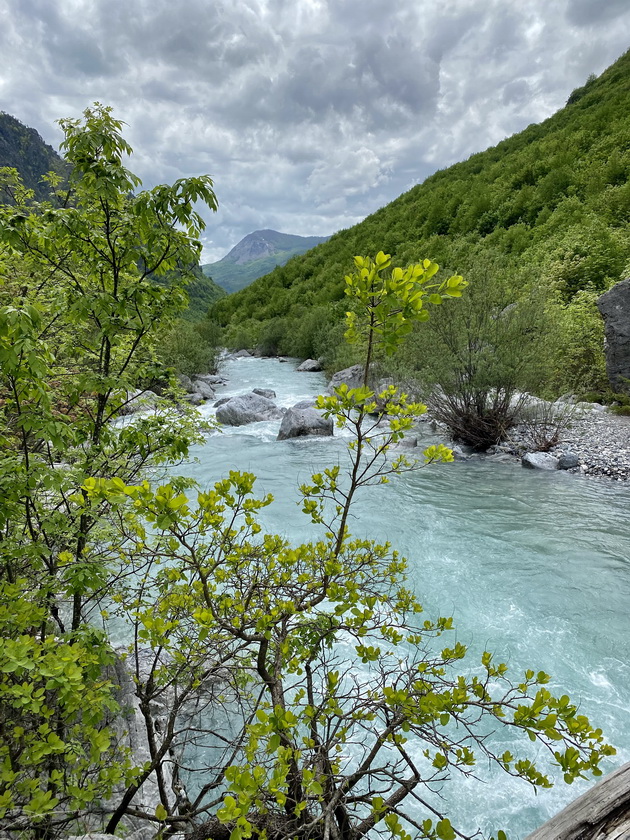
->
[211,51,630,399]
[0,112,225,336]
[0,112,68,200]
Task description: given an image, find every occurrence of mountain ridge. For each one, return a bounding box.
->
[202,229,330,293]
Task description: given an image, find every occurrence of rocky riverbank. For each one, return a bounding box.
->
[443,406,630,482]
[543,409,630,481]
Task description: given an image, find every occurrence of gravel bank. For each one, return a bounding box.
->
[550,408,630,481]
[474,407,630,482]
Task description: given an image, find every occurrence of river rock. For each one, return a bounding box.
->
[184,392,204,405]
[118,389,159,416]
[233,349,252,358]
[194,373,226,386]
[327,364,364,394]
[177,373,194,393]
[522,452,559,470]
[216,392,283,426]
[277,405,333,440]
[191,380,215,400]
[297,358,323,372]
[597,278,630,394]
[557,452,580,470]
[451,444,470,460]
[253,388,276,399]
[213,396,231,408]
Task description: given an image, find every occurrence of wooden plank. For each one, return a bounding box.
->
[524,762,630,839]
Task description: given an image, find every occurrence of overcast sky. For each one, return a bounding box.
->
[1,1,629,263]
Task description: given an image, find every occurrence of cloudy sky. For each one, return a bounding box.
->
[1,0,629,263]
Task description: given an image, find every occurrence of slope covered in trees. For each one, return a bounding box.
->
[211,50,630,399]
[0,112,68,201]
[0,110,223,326]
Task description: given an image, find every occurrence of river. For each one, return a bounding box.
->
[184,355,630,839]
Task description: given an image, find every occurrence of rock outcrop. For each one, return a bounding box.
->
[524,761,630,840]
[327,365,364,394]
[118,389,159,416]
[597,278,630,394]
[191,379,215,400]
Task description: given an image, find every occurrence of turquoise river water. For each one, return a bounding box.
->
[181,356,630,839]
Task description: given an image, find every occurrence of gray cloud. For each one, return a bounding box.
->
[0,0,629,261]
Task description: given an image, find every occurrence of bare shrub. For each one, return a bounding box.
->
[516,398,576,452]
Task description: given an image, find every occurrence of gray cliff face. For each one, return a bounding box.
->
[226,230,277,265]
[597,278,630,394]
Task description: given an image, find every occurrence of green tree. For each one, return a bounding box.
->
[0,103,218,835]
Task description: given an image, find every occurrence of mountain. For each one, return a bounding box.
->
[210,50,630,394]
[202,229,330,294]
[0,112,68,200]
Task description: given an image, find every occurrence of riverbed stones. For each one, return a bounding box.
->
[177,373,193,392]
[522,452,559,470]
[216,392,283,426]
[557,452,580,470]
[277,404,333,440]
[194,373,227,386]
[297,358,323,372]
[597,278,630,394]
[327,364,364,394]
[253,388,276,399]
[118,389,159,415]
[191,379,215,400]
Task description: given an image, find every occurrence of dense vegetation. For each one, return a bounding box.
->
[0,108,616,840]
[0,112,69,201]
[211,51,630,404]
[0,112,223,332]
[202,230,330,294]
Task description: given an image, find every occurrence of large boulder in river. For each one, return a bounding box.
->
[118,389,159,415]
[177,373,194,393]
[597,278,630,394]
[216,392,283,426]
[277,404,333,440]
[191,379,215,400]
[327,364,364,394]
[253,388,276,399]
[297,358,323,372]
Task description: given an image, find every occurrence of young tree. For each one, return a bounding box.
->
[0,103,218,836]
[83,255,613,840]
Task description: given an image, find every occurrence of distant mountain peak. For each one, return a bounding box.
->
[225,230,281,265]
[202,229,331,293]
